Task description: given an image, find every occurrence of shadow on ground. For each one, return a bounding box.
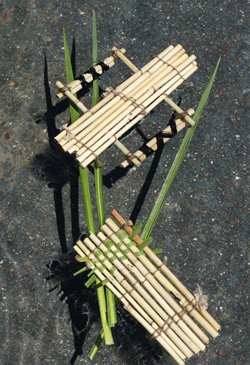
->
[31,44,181,365]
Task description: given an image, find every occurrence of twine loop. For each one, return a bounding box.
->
[62,125,102,167]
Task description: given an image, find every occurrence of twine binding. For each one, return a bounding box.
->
[75,60,110,84]
[62,124,102,167]
[103,87,148,116]
[152,55,187,84]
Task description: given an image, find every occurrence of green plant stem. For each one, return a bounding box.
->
[141,58,221,240]
[91,10,116,350]
[79,167,95,233]
[95,278,114,345]
[94,159,106,228]
[106,286,117,327]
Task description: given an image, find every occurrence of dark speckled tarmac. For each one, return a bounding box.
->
[0,1,249,364]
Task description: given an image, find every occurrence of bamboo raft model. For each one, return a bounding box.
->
[55,44,198,168]
[74,210,220,365]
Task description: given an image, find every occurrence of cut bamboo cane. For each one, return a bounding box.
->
[120,108,195,168]
[55,44,175,143]
[78,63,197,167]
[57,50,126,99]
[73,58,196,161]
[111,210,221,333]
[74,243,186,365]
[100,223,205,352]
[114,139,141,167]
[56,80,88,114]
[59,45,185,149]
[112,47,139,72]
[163,96,195,126]
[82,235,193,358]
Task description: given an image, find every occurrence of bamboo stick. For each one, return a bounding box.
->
[74,243,186,365]
[120,108,195,168]
[111,210,221,333]
[114,139,141,167]
[60,60,116,96]
[56,80,88,113]
[55,44,175,142]
[57,50,126,99]
[74,58,196,161]
[112,47,139,72]
[78,63,197,167]
[101,223,205,352]
[164,96,195,126]
[59,46,185,149]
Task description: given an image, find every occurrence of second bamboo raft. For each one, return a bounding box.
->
[74,211,220,365]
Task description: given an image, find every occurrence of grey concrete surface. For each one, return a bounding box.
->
[0,1,249,364]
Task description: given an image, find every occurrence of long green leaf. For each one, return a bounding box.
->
[63,27,79,123]
[63,28,95,234]
[92,10,105,228]
[79,167,95,233]
[141,58,221,240]
[91,11,114,352]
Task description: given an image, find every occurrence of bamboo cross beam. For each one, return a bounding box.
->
[120,108,195,168]
[112,47,139,72]
[56,49,126,99]
[56,80,88,114]
[114,139,141,167]
[74,242,186,365]
[111,210,221,332]
[164,95,195,126]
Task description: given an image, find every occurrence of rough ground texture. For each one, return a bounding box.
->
[0,1,249,364]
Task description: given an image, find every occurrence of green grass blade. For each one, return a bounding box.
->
[63,27,79,123]
[63,28,95,234]
[151,248,162,255]
[74,266,88,276]
[94,159,106,228]
[92,10,98,68]
[79,167,95,233]
[141,58,221,240]
[92,10,105,228]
